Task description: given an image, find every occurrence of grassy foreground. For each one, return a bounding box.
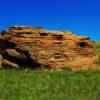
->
[1,69,100,100]
[0,42,100,100]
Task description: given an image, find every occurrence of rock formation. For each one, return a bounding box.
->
[0,26,99,71]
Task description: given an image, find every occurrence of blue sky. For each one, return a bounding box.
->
[0,0,100,41]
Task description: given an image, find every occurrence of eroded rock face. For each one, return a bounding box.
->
[0,26,99,70]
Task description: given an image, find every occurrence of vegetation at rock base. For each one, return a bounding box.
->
[0,42,100,100]
[94,42,100,65]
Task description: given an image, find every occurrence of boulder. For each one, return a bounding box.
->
[0,26,99,70]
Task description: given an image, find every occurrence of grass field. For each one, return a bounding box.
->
[0,42,100,100]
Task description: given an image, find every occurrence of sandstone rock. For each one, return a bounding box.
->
[0,26,99,70]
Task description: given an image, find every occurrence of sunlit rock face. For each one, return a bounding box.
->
[0,26,99,71]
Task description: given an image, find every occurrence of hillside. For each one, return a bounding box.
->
[94,42,100,52]
[94,42,100,65]
[0,43,100,100]
[0,38,100,99]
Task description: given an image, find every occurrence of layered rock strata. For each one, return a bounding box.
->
[0,26,99,71]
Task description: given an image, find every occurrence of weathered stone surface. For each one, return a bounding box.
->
[0,26,99,70]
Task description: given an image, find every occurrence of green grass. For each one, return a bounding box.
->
[94,42,100,65]
[0,42,100,100]
[1,69,100,100]
[94,42,100,53]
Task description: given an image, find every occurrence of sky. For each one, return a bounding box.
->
[0,0,100,41]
